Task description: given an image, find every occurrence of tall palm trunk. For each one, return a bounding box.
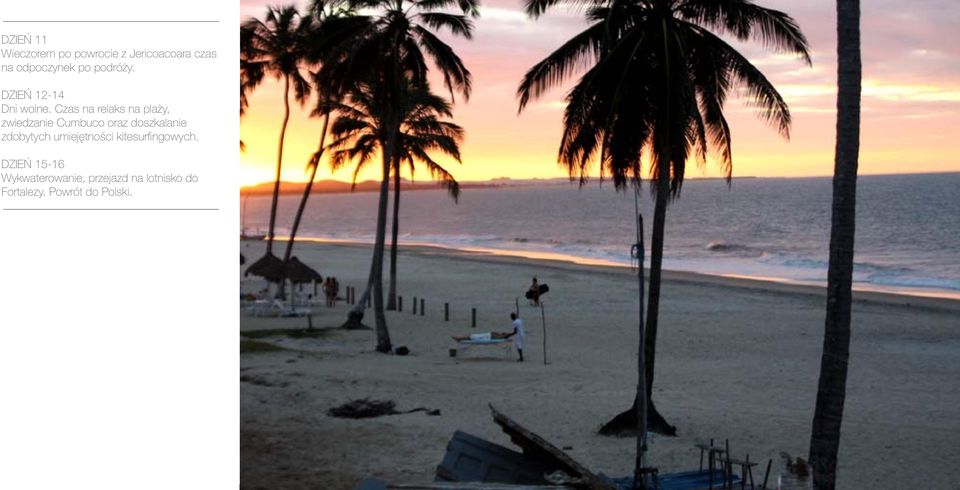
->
[639,25,679,436]
[642,157,674,434]
[370,127,397,352]
[386,162,401,310]
[267,74,292,255]
[633,210,648,490]
[809,1,861,488]
[279,114,331,297]
[599,79,679,439]
[598,154,677,438]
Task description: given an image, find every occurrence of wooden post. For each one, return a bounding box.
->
[540,302,547,365]
[515,297,519,316]
[761,459,772,489]
[398,296,403,312]
[724,439,731,489]
[306,315,313,330]
[420,298,424,316]
[471,308,476,328]
[413,296,418,314]
[444,303,449,321]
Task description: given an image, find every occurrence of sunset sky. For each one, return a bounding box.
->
[239,0,960,186]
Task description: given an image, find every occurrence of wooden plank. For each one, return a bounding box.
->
[488,405,614,490]
[387,483,579,489]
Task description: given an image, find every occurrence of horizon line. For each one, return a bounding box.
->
[239,170,960,189]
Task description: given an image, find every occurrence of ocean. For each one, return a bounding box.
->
[242,172,960,299]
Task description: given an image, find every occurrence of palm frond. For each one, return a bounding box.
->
[677,0,811,65]
[414,27,473,101]
[517,21,607,111]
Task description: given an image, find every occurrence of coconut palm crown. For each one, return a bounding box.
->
[518,0,811,192]
[328,81,463,198]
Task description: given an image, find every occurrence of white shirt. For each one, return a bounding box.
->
[512,318,525,349]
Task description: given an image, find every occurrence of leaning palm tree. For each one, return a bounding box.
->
[386,96,462,311]
[317,0,477,347]
[240,25,257,151]
[809,0,861,488]
[241,5,314,259]
[277,0,358,297]
[327,80,464,351]
[518,0,810,445]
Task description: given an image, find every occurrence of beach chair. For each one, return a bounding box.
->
[246,299,312,318]
[245,299,273,317]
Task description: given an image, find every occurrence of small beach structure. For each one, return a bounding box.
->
[244,253,322,288]
[244,252,284,282]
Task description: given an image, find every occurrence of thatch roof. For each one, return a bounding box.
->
[243,253,322,284]
[244,253,284,282]
[284,256,323,284]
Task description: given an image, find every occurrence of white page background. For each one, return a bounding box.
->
[0,2,238,487]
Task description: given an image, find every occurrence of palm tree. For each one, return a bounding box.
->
[327,80,464,351]
[518,0,810,441]
[277,0,357,296]
[241,6,314,260]
[809,1,861,488]
[317,0,477,346]
[386,96,462,311]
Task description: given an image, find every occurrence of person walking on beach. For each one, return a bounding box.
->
[527,277,541,306]
[511,313,525,362]
[331,277,340,306]
[322,278,334,307]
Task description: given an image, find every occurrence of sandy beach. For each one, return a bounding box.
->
[240,240,960,490]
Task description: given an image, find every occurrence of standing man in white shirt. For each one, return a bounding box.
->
[510,313,525,362]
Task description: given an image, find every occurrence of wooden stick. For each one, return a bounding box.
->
[540,302,547,365]
[471,308,476,328]
[444,302,449,321]
[761,459,772,489]
[725,439,731,489]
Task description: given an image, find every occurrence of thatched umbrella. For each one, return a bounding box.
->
[284,256,323,284]
[282,256,322,303]
[244,252,284,282]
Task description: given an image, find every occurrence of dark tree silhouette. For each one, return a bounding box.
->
[809,0,861,488]
[242,6,314,260]
[317,0,476,345]
[327,80,464,352]
[517,0,810,438]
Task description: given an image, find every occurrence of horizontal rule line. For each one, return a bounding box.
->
[2,20,220,23]
[3,208,220,211]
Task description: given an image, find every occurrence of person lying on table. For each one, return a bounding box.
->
[452,313,525,362]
